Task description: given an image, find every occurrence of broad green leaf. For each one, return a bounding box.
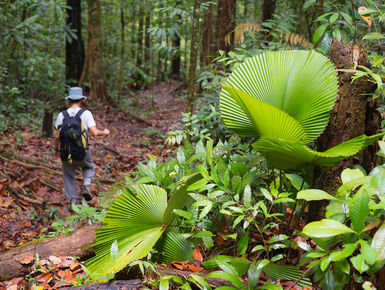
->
[202,255,251,276]
[163,173,202,224]
[363,32,385,40]
[206,271,246,290]
[297,189,339,201]
[260,188,273,203]
[322,269,336,290]
[349,191,370,232]
[371,222,385,261]
[330,243,357,261]
[237,233,249,255]
[351,254,369,274]
[313,23,328,45]
[341,168,365,184]
[243,185,252,207]
[188,274,212,290]
[329,13,339,23]
[360,240,377,266]
[217,261,239,276]
[303,219,356,237]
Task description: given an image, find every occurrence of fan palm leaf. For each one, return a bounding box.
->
[220,50,338,142]
[86,174,202,277]
[219,50,384,170]
[253,133,384,169]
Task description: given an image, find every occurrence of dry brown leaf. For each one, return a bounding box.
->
[193,248,203,262]
[20,256,34,265]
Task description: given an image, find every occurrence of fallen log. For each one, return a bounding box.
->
[0,223,100,281]
[61,279,144,290]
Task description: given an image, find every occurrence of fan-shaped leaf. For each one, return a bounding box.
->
[222,84,307,142]
[86,184,168,275]
[220,50,338,142]
[262,263,312,288]
[156,232,193,263]
[252,133,385,170]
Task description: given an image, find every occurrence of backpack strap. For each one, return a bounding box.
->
[62,110,70,118]
[75,109,85,119]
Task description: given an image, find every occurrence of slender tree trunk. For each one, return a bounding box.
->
[42,110,53,138]
[144,1,151,70]
[186,0,201,118]
[79,0,111,102]
[65,0,85,85]
[117,0,125,99]
[131,4,136,60]
[200,2,214,66]
[308,40,381,222]
[171,1,182,79]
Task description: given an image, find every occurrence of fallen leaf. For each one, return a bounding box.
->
[187,264,204,272]
[193,248,203,262]
[49,255,62,266]
[20,256,34,265]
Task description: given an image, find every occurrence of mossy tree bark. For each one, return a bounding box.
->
[307,40,381,221]
[79,0,111,102]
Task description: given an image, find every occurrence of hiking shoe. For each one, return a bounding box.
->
[82,185,92,201]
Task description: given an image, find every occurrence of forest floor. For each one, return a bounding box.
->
[0,81,185,288]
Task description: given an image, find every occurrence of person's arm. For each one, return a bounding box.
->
[89,126,110,136]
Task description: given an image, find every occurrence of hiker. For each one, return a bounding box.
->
[55,87,110,207]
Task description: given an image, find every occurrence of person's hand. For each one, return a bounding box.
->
[103,128,110,135]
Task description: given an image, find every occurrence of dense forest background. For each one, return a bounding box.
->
[1,0,385,289]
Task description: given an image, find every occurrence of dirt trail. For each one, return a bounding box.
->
[0,81,184,252]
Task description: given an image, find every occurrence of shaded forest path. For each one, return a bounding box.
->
[0,81,184,252]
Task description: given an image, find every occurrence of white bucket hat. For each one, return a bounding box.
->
[65,87,87,100]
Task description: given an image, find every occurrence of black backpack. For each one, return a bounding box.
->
[59,109,88,162]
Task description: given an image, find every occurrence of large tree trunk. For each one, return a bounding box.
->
[308,40,381,221]
[216,0,236,53]
[262,0,276,23]
[65,0,85,85]
[0,224,99,281]
[78,0,111,102]
[200,1,214,66]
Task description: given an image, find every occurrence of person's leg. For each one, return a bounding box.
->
[81,150,95,200]
[62,161,78,203]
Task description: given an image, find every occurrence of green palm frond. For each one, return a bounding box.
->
[262,263,312,288]
[223,84,307,142]
[156,231,194,263]
[86,184,167,275]
[219,50,384,170]
[220,50,338,142]
[253,134,385,169]
[86,174,202,277]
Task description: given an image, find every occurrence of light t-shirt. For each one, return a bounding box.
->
[55,108,96,132]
